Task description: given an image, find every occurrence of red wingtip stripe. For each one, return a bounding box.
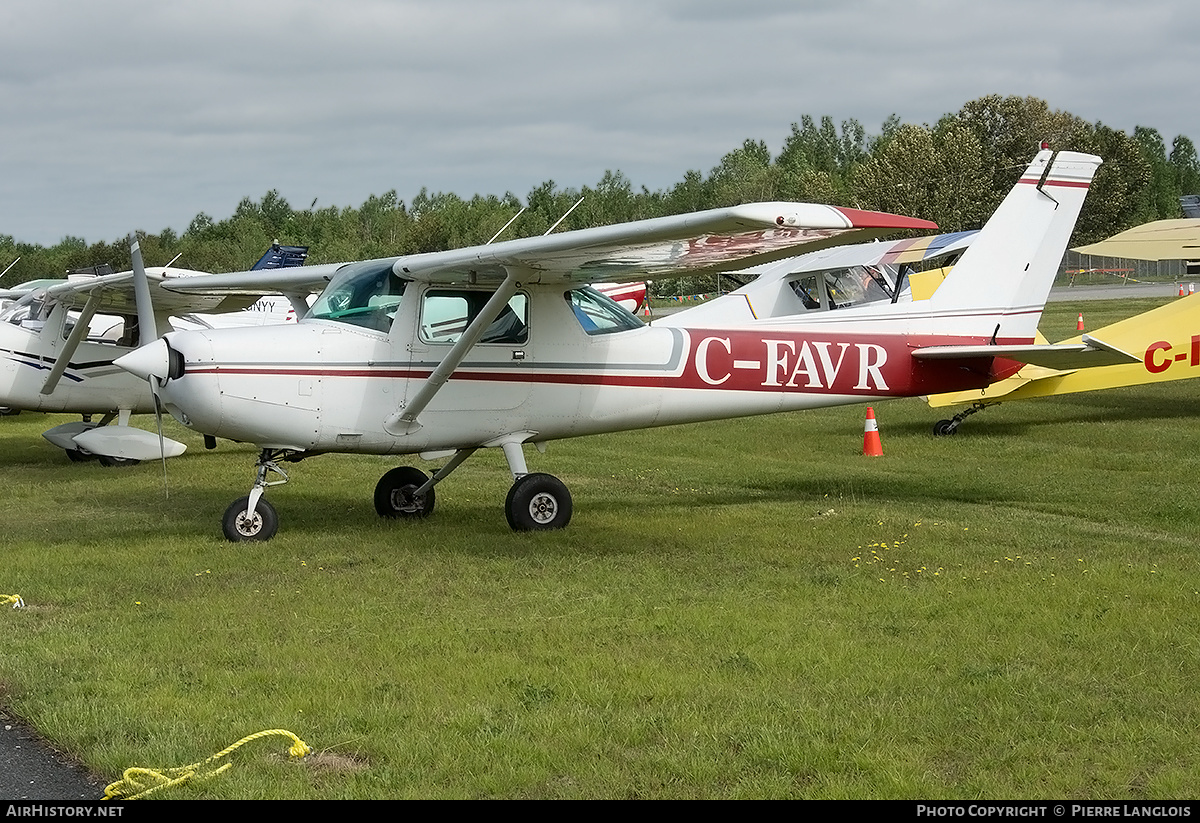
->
[833,207,938,231]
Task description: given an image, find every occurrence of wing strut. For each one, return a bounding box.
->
[383,268,523,435]
[39,288,104,395]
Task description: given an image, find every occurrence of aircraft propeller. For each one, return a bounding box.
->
[128,232,171,495]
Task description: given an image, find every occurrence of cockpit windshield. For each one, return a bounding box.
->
[307,260,406,333]
[566,286,644,335]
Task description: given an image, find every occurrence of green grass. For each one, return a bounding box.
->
[1,300,1198,798]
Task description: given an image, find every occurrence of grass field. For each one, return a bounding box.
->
[2,299,1197,799]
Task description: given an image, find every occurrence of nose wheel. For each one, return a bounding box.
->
[222,449,290,542]
[223,495,279,541]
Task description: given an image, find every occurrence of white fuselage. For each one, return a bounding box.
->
[155,281,998,454]
[0,301,156,414]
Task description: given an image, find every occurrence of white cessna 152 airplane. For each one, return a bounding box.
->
[118,149,1118,541]
[0,243,310,463]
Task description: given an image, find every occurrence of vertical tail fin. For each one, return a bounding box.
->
[927,149,1102,343]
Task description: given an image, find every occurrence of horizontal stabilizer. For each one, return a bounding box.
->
[912,336,1139,370]
[72,426,187,460]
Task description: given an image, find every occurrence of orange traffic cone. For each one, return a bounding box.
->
[1076,312,1084,331]
[862,407,883,457]
[1180,283,1187,297]
[642,300,651,318]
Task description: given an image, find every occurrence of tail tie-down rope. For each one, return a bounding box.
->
[103,729,312,800]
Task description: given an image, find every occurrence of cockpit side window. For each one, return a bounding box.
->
[308,261,405,333]
[420,290,529,345]
[789,266,897,311]
[566,287,644,335]
[791,275,824,310]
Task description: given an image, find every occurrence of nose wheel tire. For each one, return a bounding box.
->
[222,495,279,542]
[505,473,572,531]
[374,467,435,518]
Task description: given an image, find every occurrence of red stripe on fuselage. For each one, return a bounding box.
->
[184,331,1009,397]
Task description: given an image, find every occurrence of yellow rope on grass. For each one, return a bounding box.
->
[2,594,24,608]
[103,728,312,800]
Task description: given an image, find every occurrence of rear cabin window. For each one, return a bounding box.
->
[790,266,896,311]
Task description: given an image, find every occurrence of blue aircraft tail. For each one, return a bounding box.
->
[251,242,309,271]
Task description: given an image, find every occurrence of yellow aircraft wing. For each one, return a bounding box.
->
[1072,218,1200,261]
[929,293,1200,410]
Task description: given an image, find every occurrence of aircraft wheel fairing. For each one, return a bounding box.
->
[222,495,279,542]
[374,466,435,518]
[505,473,572,531]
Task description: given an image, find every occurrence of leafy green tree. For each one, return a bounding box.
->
[1169,135,1200,201]
[706,139,777,206]
[1133,126,1178,219]
[1067,122,1152,244]
[851,123,940,221]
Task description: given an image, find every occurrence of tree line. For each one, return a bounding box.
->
[2,94,1197,296]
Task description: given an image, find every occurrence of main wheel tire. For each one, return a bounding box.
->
[65,448,95,462]
[505,473,572,531]
[932,419,957,437]
[374,466,435,518]
[0,407,19,416]
[97,455,141,467]
[222,495,279,542]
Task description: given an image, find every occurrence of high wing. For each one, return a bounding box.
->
[1072,218,1200,261]
[9,244,321,316]
[161,203,936,296]
[35,267,266,316]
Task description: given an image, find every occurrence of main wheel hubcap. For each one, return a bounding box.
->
[528,493,558,524]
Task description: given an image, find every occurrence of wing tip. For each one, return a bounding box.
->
[832,207,939,231]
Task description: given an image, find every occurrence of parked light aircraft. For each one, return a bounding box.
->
[926,216,1200,434]
[0,243,310,463]
[117,149,1109,541]
[927,293,1200,433]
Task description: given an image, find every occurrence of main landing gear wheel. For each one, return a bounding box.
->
[505,473,572,531]
[65,448,95,463]
[222,495,279,542]
[374,466,435,518]
[97,455,141,468]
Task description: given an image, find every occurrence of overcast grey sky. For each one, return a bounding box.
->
[0,0,1195,246]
